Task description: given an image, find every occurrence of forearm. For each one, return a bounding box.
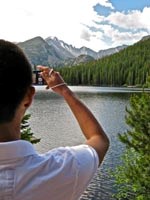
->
[61,86,109,163]
[62,87,105,140]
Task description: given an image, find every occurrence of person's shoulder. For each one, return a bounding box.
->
[39,146,78,168]
[38,145,99,172]
[69,144,99,168]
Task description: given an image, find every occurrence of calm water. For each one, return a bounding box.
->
[28,86,142,200]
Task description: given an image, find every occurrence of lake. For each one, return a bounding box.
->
[28,86,143,200]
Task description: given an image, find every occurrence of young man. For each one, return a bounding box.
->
[0,40,109,200]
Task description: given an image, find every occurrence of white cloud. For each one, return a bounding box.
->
[87,6,150,49]
[96,0,114,9]
[0,1,99,44]
[102,24,147,46]
[106,7,150,31]
[0,0,149,51]
[80,29,91,42]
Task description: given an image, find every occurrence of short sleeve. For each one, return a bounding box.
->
[68,145,99,199]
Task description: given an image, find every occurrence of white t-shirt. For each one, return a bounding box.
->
[0,140,99,200]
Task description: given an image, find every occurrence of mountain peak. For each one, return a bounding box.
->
[47,36,59,41]
[23,36,45,43]
[140,35,150,41]
[18,35,130,67]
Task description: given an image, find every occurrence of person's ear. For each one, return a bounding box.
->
[24,86,35,108]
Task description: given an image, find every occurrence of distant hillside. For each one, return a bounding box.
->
[58,35,150,87]
[140,35,150,42]
[18,36,127,67]
[18,37,63,67]
[46,37,127,60]
[97,45,127,59]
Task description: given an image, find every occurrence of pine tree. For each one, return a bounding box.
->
[21,113,41,144]
[112,91,150,200]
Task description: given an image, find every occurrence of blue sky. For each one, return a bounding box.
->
[0,0,150,51]
[94,0,150,16]
[111,0,150,12]
[94,0,150,17]
[94,0,150,15]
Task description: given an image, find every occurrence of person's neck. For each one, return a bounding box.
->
[0,121,20,142]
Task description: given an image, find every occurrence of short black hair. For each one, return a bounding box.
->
[0,40,33,123]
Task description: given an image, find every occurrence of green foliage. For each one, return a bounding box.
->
[21,113,40,144]
[119,93,150,153]
[57,38,150,86]
[144,75,150,88]
[112,92,150,200]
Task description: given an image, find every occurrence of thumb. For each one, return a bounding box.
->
[46,85,50,90]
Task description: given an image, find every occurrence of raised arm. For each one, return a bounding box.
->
[37,66,109,165]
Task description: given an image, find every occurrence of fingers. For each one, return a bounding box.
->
[37,65,53,79]
[37,65,49,71]
[37,65,54,76]
[36,65,66,91]
[37,66,59,79]
[49,68,54,76]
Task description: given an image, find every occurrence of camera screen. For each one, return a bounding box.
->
[32,70,45,85]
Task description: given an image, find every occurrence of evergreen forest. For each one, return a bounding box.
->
[57,38,150,87]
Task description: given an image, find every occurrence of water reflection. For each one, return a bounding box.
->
[29,86,134,199]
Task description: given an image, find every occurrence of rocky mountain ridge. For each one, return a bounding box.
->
[18,36,128,67]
